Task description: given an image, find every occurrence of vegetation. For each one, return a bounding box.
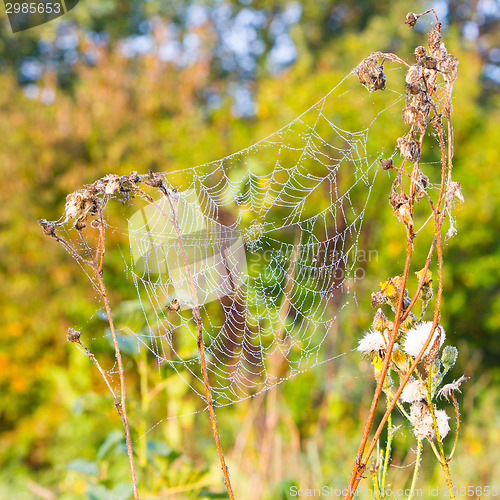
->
[1,1,500,499]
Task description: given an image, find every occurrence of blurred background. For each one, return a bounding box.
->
[1,0,499,498]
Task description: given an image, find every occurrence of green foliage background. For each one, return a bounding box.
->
[0,0,499,498]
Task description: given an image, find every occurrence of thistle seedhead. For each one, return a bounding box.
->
[402,103,427,129]
[415,45,427,64]
[404,12,419,28]
[405,65,423,95]
[397,135,420,163]
[403,322,445,359]
[410,401,450,440]
[64,189,98,228]
[380,158,394,171]
[356,59,386,91]
[145,170,164,188]
[38,219,56,237]
[428,24,442,53]
[95,174,121,195]
[371,290,386,308]
[357,329,388,359]
[67,327,82,343]
[401,379,427,403]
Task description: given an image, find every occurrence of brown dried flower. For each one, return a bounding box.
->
[446,181,464,203]
[404,12,419,28]
[371,291,386,308]
[146,170,164,188]
[416,172,429,199]
[166,298,181,312]
[95,174,121,195]
[67,328,82,343]
[380,158,394,170]
[64,189,98,227]
[397,135,420,163]
[414,45,427,64]
[428,24,442,53]
[127,171,140,184]
[389,192,413,227]
[424,56,438,69]
[355,59,386,92]
[405,65,423,95]
[38,219,56,237]
[402,103,427,129]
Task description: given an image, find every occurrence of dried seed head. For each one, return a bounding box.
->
[397,135,420,163]
[127,171,140,184]
[380,158,394,170]
[146,170,164,188]
[414,45,427,64]
[430,43,447,62]
[416,172,429,199]
[355,59,386,91]
[90,219,101,229]
[64,190,98,227]
[437,54,458,74]
[402,103,427,129]
[411,91,431,122]
[446,181,464,203]
[401,379,427,403]
[389,192,408,211]
[38,219,56,237]
[389,192,413,226]
[428,25,442,52]
[424,56,438,69]
[404,12,419,28]
[402,103,417,125]
[410,402,450,440]
[371,290,386,308]
[166,298,181,312]
[405,65,422,94]
[95,174,121,195]
[75,219,86,231]
[397,202,413,227]
[67,328,82,343]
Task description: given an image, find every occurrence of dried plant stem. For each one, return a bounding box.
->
[93,261,140,500]
[72,336,120,407]
[48,217,140,500]
[157,184,235,500]
[344,10,460,496]
[344,222,415,496]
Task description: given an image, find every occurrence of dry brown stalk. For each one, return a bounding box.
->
[344,10,460,498]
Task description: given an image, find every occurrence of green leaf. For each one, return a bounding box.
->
[106,330,138,355]
[66,458,99,477]
[86,482,132,500]
[96,430,124,460]
[147,440,181,461]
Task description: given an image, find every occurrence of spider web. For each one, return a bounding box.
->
[116,67,405,410]
[52,64,408,416]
